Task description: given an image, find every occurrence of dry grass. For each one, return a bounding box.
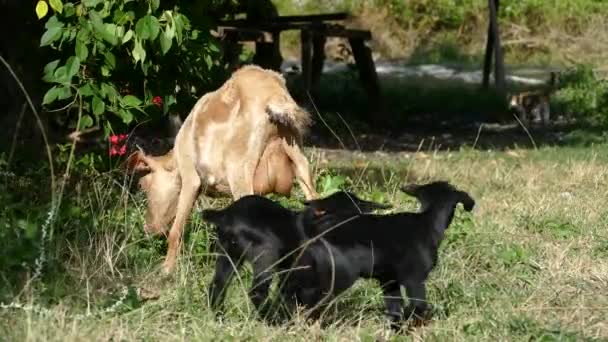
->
[1,144,608,341]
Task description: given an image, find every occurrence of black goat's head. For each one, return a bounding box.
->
[400,181,475,212]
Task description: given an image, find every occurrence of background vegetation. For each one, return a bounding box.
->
[1,0,608,340]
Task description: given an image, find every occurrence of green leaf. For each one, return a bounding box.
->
[101,23,119,45]
[150,0,160,12]
[41,85,71,106]
[45,16,64,29]
[42,86,61,105]
[49,0,63,14]
[165,21,176,40]
[114,10,135,26]
[115,26,125,41]
[43,59,60,82]
[122,29,134,44]
[63,2,75,17]
[53,66,67,83]
[92,96,105,115]
[103,52,116,70]
[208,43,220,53]
[204,54,213,68]
[56,85,72,100]
[78,115,94,129]
[75,39,88,60]
[100,83,119,103]
[65,56,81,79]
[163,95,177,114]
[36,1,49,19]
[135,15,160,41]
[101,65,110,77]
[132,38,146,64]
[121,95,142,107]
[82,0,101,8]
[118,109,134,124]
[90,11,117,45]
[79,83,94,96]
[159,29,172,54]
[40,26,63,46]
[76,23,91,41]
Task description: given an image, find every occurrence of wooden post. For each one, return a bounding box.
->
[311,32,327,98]
[482,0,505,93]
[300,29,313,96]
[348,37,385,124]
[490,0,505,93]
[481,0,495,89]
[490,0,506,93]
[221,35,242,72]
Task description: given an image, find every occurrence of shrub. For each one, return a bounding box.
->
[35,0,225,138]
[552,64,608,124]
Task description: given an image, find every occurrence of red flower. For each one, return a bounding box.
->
[152,96,163,109]
[109,133,129,157]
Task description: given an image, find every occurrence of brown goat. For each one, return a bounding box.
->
[126,65,318,274]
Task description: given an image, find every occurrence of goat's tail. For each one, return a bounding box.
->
[266,95,313,138]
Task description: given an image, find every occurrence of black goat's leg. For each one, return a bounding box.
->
[381,280,404,330]
[208,254,239,313]
[404,281,432,325]
[249,250,279,319]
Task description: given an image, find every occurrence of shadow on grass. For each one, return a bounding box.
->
[284,66,607,153]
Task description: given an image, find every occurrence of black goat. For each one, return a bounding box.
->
[297,181,475,327]
[201,191,391,318]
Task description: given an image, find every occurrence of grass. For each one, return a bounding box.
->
[1,142,607,341]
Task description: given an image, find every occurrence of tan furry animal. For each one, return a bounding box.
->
[126,65,318,274]
[508,72,559,127]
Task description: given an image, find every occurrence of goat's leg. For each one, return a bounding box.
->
[281,139,318,200]
[162,167,201,274]
[208,254,239,313]
[226,133,268,199]
[249,249,279,319]
[381,281,404,329]
[403,281,432,325]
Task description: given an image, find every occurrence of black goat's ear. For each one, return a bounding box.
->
[201,209,225,225]
[458,191,476,212]
[400,183,419,196]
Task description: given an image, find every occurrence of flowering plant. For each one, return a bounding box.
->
[35,0,223,138]
[108,133,128,157]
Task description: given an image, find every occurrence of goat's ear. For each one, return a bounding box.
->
[458,191,476,212]
[125,149,151,173]
[201,209,225,225]
[400,184,419,196]
[124,147,170,173]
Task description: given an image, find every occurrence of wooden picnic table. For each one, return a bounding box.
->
[214,12,385,122]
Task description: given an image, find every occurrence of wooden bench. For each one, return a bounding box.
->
[214,13,384,122]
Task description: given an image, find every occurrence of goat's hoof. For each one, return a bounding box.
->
[161,261,176,276]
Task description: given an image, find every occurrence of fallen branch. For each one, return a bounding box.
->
[67,126,101,143]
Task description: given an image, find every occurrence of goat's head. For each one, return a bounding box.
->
[400,181,475,212]
[125,147,180,235]
[302,190,392,218]
[201,206,262,259]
